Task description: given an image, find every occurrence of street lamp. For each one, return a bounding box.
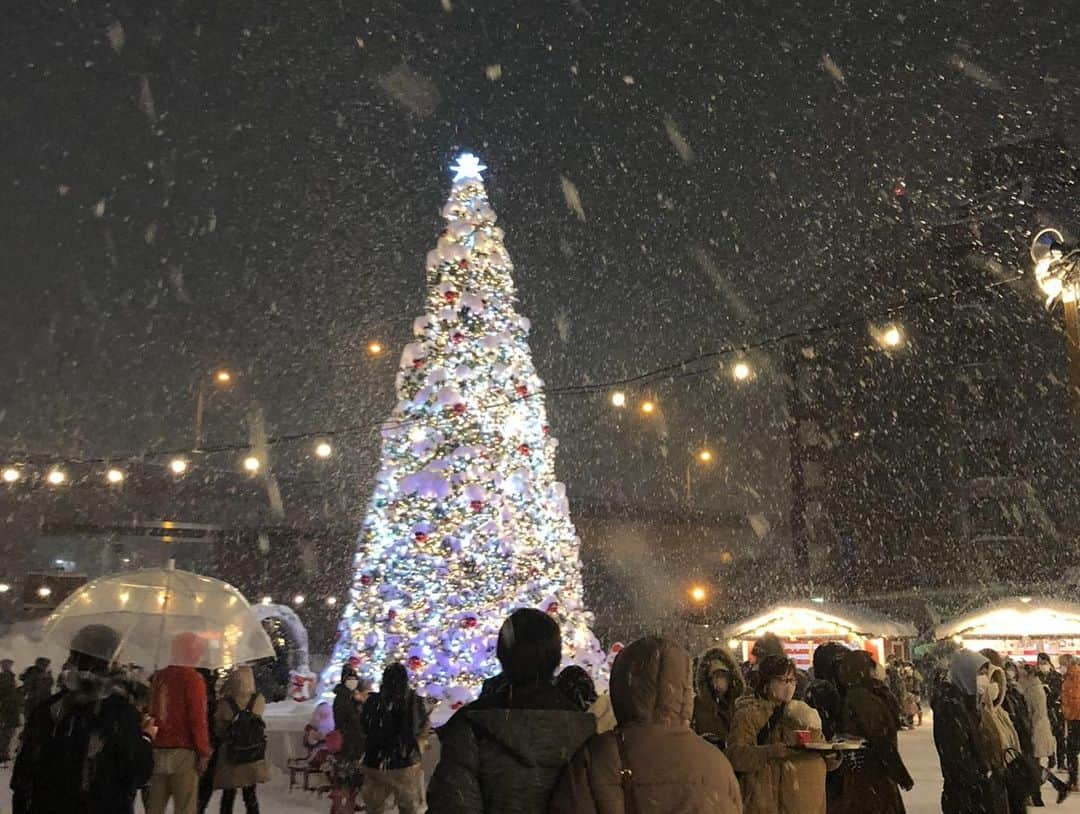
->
[367,341,384,356]
[169,458,188,475]
[733,362,751,381]
[46,469,66,486]
[243,455,261,474]
[687,448,714,504]
[2,468,19,484]
[105,468,125,484]
[639,400,656,415]
[315,441,333,459]
[194,368,236,451]
[689,584,707,604]
[610,391,627,408]
[1031,228,1080,412]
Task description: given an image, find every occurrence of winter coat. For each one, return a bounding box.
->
[932,650,1005,814]
[332,683,366,762]
[0,670,21,728]
[691,645,744,749]
[980,667,1020,775]
[10,671,154,814]
[804,642,848,742]
[427,679,595,814]
[1061,663,1080,721]
[212,667,269,790]
[725,694,832,814]
[550,637,742,814]
[1001,681,1034,759]
[150,665,211,758]
[361,688,429,770]
[1018,672,1056,760]
[831,651,911,814]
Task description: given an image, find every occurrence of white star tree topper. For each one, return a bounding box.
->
[450,152,487,182]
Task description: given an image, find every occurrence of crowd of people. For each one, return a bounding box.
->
[6,611,1080,813]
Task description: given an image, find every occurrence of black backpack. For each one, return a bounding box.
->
[224,694,266,765]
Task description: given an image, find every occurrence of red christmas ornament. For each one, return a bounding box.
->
[387,609,397,620]
[359,574,373,586]
[470,499,484,512]
[451,332,464,344]
[542,425,550,435]
[546,602,559,615]
[407,656,424,671]
[517,444,530,455]
[515,385,528,397]
[459,258,469,269]
[610,642,624,655]
[348,655,362,667]
[412,358,425,370]
[462,616,478,629]
[444,290,458,303]
[414,531,428,543]
[453,403,466,415]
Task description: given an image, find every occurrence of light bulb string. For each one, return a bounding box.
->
[0,271,1025,469]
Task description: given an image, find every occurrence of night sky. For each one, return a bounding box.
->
[2,0,1078,577]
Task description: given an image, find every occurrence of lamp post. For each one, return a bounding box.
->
[1031,228,1080,414]
[193,368,235,451]
[686,449,714,506]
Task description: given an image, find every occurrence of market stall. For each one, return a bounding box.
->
[724,601,917,669]
[934,597,1080,662]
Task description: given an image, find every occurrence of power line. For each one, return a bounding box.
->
[0,271,1026,467]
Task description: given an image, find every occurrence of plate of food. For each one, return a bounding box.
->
[794,739,866,752]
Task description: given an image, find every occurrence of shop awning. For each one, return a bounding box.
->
[935,597,1080,640]
[725,601,916,642]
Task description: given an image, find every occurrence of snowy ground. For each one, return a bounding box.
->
[1,713,1079,813]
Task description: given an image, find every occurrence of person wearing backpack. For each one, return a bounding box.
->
[213,665,269,813]
[10,624,156,814]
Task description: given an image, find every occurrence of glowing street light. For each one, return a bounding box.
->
[689,585,707,604]
[639,400,656,415]
[315,442,333,459]
[1031,228,1080,413]
[46,469,67,486]
[610,391,627,408]
[733,362,751,381]
[106,468,125,484]
[0,584,9,594]
[169,458,188,475]
[2,468,19,484]
[243,455,261,473]
[293,594,305,606]
[37,586,52,599]
[261,596,273,605]
[367,341,384,356]
[697,449,714,463]
[214,369,233,385]
[325,596,338,607]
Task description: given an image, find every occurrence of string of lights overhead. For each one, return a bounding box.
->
[0,271,1025,487]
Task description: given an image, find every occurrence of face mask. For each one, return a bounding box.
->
[711,674,730,695]
[975,674,991,697]
[344,678,359,691]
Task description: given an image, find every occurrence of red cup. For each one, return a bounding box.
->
[794,729,812,746]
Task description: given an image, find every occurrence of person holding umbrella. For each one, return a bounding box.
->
[147,633,213,814]
[10,624,156,814]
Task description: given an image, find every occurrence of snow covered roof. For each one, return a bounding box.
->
[935,597,1080,640]
[725,601,916,641]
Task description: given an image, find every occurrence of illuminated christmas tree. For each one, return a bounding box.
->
[327,154,606,701]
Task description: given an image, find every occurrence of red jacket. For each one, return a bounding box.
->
[1062,664,1080,722]
[151,666,211,758]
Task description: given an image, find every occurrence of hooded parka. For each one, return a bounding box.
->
[550,637,742,814]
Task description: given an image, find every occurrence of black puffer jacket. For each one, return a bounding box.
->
[11,671,153,814]
[427,680,595,814]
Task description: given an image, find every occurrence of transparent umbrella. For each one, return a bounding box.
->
[42,563,275,669]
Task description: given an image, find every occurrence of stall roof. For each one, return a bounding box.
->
[725,601,917,641]
[935,597,1080,640]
